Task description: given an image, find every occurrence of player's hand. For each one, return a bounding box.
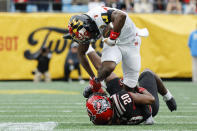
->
[83,86,93,98]
[103,37,116,46]
[166,97,177,112]
[83,85,106,98]
[89,77,101,92]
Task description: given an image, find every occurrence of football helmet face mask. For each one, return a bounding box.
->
[68,14,100,43]
[86,94,113,125]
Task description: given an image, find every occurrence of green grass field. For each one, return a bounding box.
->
[0,81,196,131]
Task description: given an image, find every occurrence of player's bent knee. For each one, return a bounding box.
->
[106,78,122,95]
[101,61,116,74]
[140,69,154,79]
[138,70,155,83]
[102,61,116,69]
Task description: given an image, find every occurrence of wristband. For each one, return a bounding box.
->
[138,87,146,93]
[110,31,120,40]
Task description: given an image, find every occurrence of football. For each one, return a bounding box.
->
[102,24,113,38]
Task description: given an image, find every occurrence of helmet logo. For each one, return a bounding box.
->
[87,108,96,122]
[93,99,111,114]
[68,17,91,42]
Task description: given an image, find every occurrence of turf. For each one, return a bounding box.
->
[0,81,196,131]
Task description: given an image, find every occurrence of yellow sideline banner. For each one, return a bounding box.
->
[0,13,196,80]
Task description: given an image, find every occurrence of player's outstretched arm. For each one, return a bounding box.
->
[87,51,102,70]
[77,44,95,78]
[129,88,155,105]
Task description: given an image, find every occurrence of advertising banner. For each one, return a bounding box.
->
[0,13,196,80]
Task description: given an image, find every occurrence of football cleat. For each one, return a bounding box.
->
[166,97,177,112]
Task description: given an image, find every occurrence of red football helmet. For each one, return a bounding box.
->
[86,93,113,125]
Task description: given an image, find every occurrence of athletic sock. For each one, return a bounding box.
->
[163,89,173,102]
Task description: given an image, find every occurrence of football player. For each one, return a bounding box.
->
[84,46,177,125]
[67,6,149,94]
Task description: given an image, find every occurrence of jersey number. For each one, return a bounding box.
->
[121,94,132,105]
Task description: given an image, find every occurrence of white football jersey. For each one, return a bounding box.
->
[86,6,137,45]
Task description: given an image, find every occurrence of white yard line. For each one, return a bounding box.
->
[0,115,88,118]
[0,115,196,118]
[0,122,58,131]
[159,110,197,113]
[0,110,73,113]
[0,121,194,131]
[0,106,196,110]
[0,103,195,107]
[0,110,196,113]
[0,106,85,109]
[156,115,197,118]
[156,122,197,124]
[0,102,84,105]
[59,121,197,125]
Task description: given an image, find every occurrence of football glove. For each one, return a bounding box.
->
[103,37,116,46]
[83,86,105,98]
[83,86,93,98]
[166,97,177,112]
[89,77,101,92]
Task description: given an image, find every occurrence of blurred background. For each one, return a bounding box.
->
[0,0,197,82]
[0,0,196,13]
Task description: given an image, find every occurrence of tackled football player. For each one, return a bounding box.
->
[67,6,149,94]
[84,47,177,125]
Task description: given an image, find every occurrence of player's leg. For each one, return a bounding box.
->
[87,51,122,95]
[44,71,51,82]
[139,69,177,111]
[64,63,71,81]
[138,69,160,125]
[119,36,141,89]
[143,69,177,112]
[83,45,122,97]
[138,70,159,117]
[34,69,42,82]
[87,48,119,83]
[97,44,122,82]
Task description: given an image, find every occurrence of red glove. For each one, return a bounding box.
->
[137,87,146,93]
[89,77,101,92]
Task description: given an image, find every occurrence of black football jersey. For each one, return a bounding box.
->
[110,90,152,125]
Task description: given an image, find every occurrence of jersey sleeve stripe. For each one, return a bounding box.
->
[114,107,120,118]
[116,94,126,112]
[111,94,124,115]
